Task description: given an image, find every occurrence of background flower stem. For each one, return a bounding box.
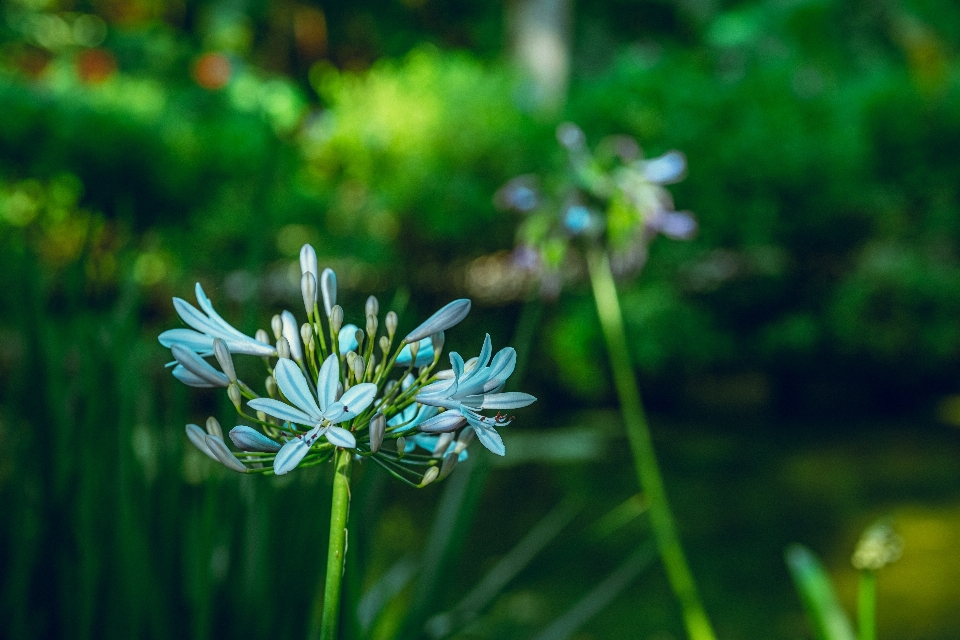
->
[320,448,353,640]
[586,247,716,640]
[858,569,876,640]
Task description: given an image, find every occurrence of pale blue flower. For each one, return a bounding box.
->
[387,375,439,433]
[415,335,536,456]
[248,356,377,474]
[159,283,275,358]
[338,324,359,354]
[170,344,229,388]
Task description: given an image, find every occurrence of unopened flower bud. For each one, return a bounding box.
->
[352,356,365,381]
[299,243,318,279]
[408,340,420,364]
[228,384,242,410]
[385,311,398,338]
[256,410,267,423]
[265,375,278,398]
[330,305,343,335]
[379,336,390,355]
[255,329,270,345]
[301,272,317,316]
[300,324,313,350]
[366,314,378,337]
[281,311,303,362]
[419,466,439,487]
[368,412,385,453]
[213,338,237,383]
[397,436,406,457]
[365,295,379,318]
[404,299,471,344]
[277,337,291,360]
[345,351,357,368]
[271,314,283,341]
[431,331,445,357]
[320,268,337,316]
[355,329,364,350]
[438,452,458,480]
[852,521,903,571]
[205,416,223,439]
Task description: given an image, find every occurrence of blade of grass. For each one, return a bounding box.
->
[785,544,856,640]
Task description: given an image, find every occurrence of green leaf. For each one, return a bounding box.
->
[785,544,856,640]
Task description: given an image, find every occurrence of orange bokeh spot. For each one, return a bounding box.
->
[75,48,117,84]
[192,53,232,90]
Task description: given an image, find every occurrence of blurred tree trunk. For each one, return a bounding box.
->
[507,0,573,113]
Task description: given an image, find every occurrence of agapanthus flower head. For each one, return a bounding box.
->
[499,122,697,299]
[161,245,536,485]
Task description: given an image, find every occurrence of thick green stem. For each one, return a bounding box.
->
[320,449,352,640]
[586,248,716,640]
[858,570,876,640]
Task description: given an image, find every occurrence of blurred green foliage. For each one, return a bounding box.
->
[2,0,960,638]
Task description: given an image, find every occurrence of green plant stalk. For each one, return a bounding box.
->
[858,570,876,640]
[586,247,716,640]
[320,448,353,640]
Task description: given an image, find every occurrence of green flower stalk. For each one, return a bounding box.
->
[498,123,715,640]
[160,243,537,638]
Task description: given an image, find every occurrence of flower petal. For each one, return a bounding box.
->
[483,347,517,392]
[320,268,337,316]
[480,392,537,410]
[173,297,221,335]
[641,150,686,185]
[194,283,253,342]
[338,324,359,355]
[173,364,218,388]
[229,426,282,452]
[159,328,214,354]
[248,398,316,427]
[171,344,229,387]
[419,412,468,433]
[396,337,435,367]
[186,423,218,460]
[300,244,318,280]
[404,299,472,344]
[273,437,312,475]
[204,435,248,472]
[337,383,377,419]
[316,354,340,411]
[471,423,505,456]
[273,358,322,420]
[325,426,356,449]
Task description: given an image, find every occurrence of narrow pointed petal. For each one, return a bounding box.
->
[229,426,282,452]
[320,268,337,316]
[396,337,435,366]
[204,435,248,472]
[472,423,505,456]
[483,347,517,391]
[173,365,218,388]
[194,283,251,341]
[186,423,218,460]
[418,412,468,433]
[248,398,316,426]
[171,344,229,387]
[173,297,221,335]
[281,311,304,362]
[300,244,318,280]
[337,383,377,418]
[273,358,322,419]
[159,328,214,354]
[322,402,346,423]
[325,426,356,449]
[316,354,339,411]
[223,337,276,358]
[273,438,311,475]
[338,324,359,355]
[480,392,537,410]
[642,150,686,184]
[404,299,471,344]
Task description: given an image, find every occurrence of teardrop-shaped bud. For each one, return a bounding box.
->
[265,375,278,398]
[365,295,378,317]
[455,427,475,454]
[255,329,270,345]
[300,324,313,351]
[368,412,385,453]
[419,466,439,487]
[271,314,283,341]
[355,329,364,351]
[431,331,445,356]
[438,451,458,480]
[213,338,237,383]
[281,311,303,362]
[330,305,343,335]
[229,425,282,452]
[277,337,291,360]
[379,336,390,354]
[301,272,318,316]
[205,416,224,439]
[385,311,398,338]
[228,384,242,410]
[366,314,378,337]
[320,268,337,316]
[300,244,318,279]
[352,356,365,381]
[404,299,471,344]
[396,436,407,457]
[432,432,455,457]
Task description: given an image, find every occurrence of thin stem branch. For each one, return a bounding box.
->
[586,247,716,640]
[858,569,876,640]
[320,448,352,640]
